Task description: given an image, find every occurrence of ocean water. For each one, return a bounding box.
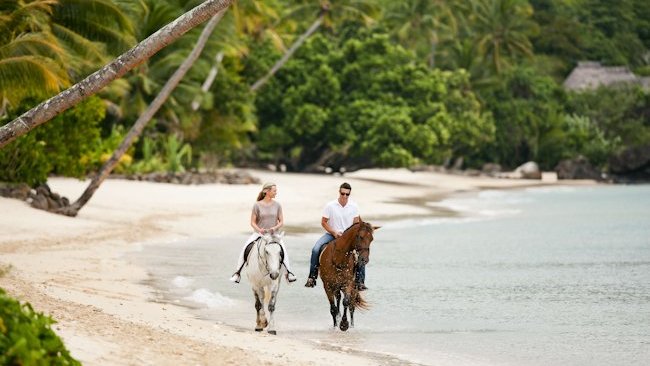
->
[129,185,650,366]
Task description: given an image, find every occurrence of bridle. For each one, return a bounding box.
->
[257,238,284,277]
[332,223,372,270]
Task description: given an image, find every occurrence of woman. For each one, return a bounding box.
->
[230,182,297,283]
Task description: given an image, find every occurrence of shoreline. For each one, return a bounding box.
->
[0,169,597,365]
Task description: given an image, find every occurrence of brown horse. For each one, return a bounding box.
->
[319,219,379,331]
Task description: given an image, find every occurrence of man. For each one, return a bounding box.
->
[304,182,367,290]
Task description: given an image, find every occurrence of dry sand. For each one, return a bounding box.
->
[0,169,593,365]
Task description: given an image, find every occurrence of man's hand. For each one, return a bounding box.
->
[335,231,343,238]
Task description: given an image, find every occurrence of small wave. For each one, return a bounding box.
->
[382,216,486,229]
[433,191,530,215]
[184,288,234,308]
[524,186,579,194]
[171,276,194,288]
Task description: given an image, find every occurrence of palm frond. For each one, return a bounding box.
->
[0,55,69,102]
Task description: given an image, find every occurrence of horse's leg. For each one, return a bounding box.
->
[335,290,342,325]
[340,292,350,331]
[325,286,338,327]
[350,291,356,328]
[253,288,267,331]
[266,282,279,335]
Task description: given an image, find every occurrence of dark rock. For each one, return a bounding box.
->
[609,145,650,182]
[555,156,602,180]
[0,183,31,200]
[107,170,261,185]
[30,194,49,210]
[481,163,502,177]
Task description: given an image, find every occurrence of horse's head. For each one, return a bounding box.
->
[261,232,284,280]
[354,220,380,266]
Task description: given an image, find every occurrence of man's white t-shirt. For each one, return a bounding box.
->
[322,199,359,233]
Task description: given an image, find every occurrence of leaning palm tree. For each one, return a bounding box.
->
[57,10,228,217]
[250,0,380,92]
[0,0,235,149]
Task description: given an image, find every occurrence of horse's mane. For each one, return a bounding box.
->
[342,222,360,233]
[342,221,372,234]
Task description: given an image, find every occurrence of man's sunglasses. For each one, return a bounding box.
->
[340,192,350,196]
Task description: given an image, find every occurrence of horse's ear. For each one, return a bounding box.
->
[372,225,381,231]
[276,230,285,238]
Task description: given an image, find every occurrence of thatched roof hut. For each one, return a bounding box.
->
[563,61,649,91]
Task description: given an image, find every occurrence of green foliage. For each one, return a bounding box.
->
[127,136,165,173]
[481,65,566,169]
[192,55,257,167]
[127,134,194,174]
[565,86,650,150]
[252,31,493,170]
[0,97,106,186]
[561,114,616,165]
[0,288,80,366]
[163,135,192,173]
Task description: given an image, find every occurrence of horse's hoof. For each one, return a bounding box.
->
[340,322,349,331]
[268,330,277,335]
[255,328,263,332]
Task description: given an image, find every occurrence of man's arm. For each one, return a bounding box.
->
[321,217,342,238]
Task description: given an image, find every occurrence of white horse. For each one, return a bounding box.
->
[244,231,285,334]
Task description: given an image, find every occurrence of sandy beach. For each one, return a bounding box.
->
[0,169,590,365]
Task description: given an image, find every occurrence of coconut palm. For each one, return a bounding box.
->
[382,0,459,67]
[50,0,137,75]
[0,0,235,149]
[58,11,228,217]
[0,0,69,107]
[471,0,537,74]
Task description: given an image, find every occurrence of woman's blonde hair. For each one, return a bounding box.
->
[257,182,276,201]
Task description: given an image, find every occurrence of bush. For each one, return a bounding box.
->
[0,288,80,365]
[0,97,106,186]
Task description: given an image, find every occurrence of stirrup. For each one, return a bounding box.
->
[287,272,297,283]
[229,273,241,283]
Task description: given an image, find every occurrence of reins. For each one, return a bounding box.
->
[330,223,370,271]
[256,238,283,277]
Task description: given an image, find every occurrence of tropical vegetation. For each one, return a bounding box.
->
[0,287,80,365]
[0,0,648,185]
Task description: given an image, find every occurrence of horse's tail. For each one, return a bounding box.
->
[353,291,370,310]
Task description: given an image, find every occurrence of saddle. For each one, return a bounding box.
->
[244,237,285,265]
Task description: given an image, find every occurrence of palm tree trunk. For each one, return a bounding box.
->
[250,13,325,93]
[0,0,234,149]
[56,12,226,217]
[191,51,224,111]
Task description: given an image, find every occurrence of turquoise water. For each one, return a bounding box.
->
[131,185,650,365]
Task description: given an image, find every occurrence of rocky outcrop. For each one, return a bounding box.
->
[110,170,260,185]
[481,163,502,177]
[555,156,602,180]
[0,183,71,212]
[609,145,650,182]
